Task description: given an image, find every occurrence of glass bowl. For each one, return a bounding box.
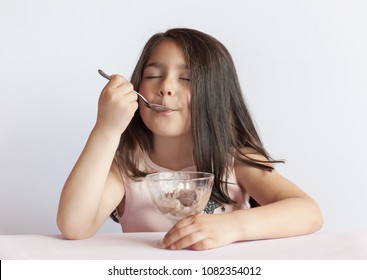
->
[146,171,214,222]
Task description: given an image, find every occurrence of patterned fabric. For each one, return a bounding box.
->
[203,199,222,214]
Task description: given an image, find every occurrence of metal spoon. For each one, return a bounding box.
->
[98,69,177,112]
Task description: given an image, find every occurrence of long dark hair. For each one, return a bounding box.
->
[115,28,283,207]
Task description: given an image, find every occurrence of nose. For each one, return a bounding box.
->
[159,77,175,96]
[160,89,173,96]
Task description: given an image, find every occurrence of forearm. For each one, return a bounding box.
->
[233,197,323,241]
[57,125,121,236]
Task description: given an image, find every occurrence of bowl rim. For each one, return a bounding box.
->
[145,171,214,182]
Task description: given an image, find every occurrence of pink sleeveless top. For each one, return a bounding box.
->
[117,156,250,232]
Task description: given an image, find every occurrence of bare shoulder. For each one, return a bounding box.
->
[234,148,310,205]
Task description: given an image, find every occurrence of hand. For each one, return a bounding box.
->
[160,213,240,251]
[96,74,138,136]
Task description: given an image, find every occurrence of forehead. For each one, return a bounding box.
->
[146,40,187,66]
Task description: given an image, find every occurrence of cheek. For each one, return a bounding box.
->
[186,95,192,106]
[181,90,192,109]
[139,106,150,124]
[138,83,150,99]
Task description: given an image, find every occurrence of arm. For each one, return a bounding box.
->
[231,157,323,240]
[57,75,138,239]
[161,154,323,250]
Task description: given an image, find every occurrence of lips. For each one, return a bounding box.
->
[154,109,176,114]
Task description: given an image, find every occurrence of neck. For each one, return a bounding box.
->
[150,134,194,171]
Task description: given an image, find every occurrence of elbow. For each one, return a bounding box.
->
[291,197,324,235]
[315,211,324,231]
[59,229,92,241]
[307,202,324,233]
[57,214,95,240]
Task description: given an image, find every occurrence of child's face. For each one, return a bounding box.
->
[139,40,192,138]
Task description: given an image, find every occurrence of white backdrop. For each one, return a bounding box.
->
[0,0,366,234]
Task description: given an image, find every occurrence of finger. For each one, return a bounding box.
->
[165,230,208,250]
[163,216,195,239]
[107,74,130,89]
[173,215,195,229]
[121,91,139,105]
[161,217,196,249]
[106,80,137,101]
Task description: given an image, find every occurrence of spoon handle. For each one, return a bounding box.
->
[98,69,112,80]
[97,69,149,103]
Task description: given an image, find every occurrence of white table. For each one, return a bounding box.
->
[0,231,366,259]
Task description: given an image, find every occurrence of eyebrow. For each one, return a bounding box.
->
[145,62,189,70]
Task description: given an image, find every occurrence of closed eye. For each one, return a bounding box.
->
[145,76,162,79]
[180,77,191,82]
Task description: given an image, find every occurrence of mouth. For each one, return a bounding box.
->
[154,108,176,115]
[147,103,178,112]
[152,103,179,111]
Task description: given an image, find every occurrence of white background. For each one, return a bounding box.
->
[0,0,366,234]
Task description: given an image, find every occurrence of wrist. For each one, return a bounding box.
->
[226,210,253,241]
[92,123,122,141]
[91,124,122,148]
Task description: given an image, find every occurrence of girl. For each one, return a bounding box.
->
[57,28,323,250]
